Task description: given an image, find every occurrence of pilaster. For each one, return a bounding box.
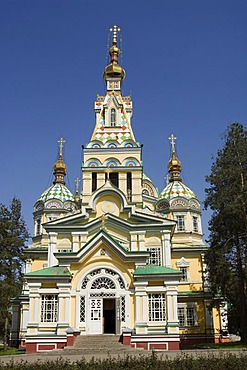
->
[48,232,58,267]
[57,283,71,334]
[26,283,41,335]
[161,230,171,267]
[134,281,148,334]
[130,232,137,251]
[119,172,127,195]
[165,283,179,334]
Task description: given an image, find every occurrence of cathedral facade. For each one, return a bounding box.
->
[11,26,226,353]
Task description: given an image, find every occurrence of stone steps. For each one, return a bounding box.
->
[62,335,143,354]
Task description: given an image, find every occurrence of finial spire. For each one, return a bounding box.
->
[167,134,182,182]
[103,24,125,88]
[75,177,81,194]
[53,138,67,185]
[58,137,66,158]
[109,25,121,44]
[168,134,177,154]
[74,177,81,204]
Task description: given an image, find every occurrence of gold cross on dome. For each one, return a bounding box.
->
[168,134,177,152]
[75,177,81,193]
[109,24,121,43]
[58,137,66,157]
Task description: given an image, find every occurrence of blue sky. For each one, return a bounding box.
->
[1,0,246,240]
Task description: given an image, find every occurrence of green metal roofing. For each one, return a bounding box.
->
[178,290,210,296]
[57,228,148,257]
[25,266,71,277]
[37,183,75,203]
[134,265,181,275]
[160,180,196,200]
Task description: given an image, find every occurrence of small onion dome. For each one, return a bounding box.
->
[160,181,196,201]
[37,183,75,203]
[53,155,66,185]
[168,152,182,181]
[74,194,80,204]
[103,42,126,81]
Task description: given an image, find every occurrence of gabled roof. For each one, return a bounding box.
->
[25,266,71,277]
[55,228,149,264]
[134,265,181,276]
[42,202,175,234]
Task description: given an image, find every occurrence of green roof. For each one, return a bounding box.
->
[25,266,71,277]
[178,290,210,296]
[134,265,181,275]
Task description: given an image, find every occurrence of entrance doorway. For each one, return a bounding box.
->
[103,299,116,334]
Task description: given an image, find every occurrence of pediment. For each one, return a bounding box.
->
[55,229,149,264]
[43,201,175,236]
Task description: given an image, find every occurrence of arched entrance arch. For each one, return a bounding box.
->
[77,267,130,334]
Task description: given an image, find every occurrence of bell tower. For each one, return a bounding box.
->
[81,25,143,206]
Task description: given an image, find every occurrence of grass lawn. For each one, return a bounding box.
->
[0,346,25,356]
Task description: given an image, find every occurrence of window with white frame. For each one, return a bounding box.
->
[147,247,161,266]
[148,293,166,321]
[80,296,86,322]
[110,108,116,126]
[120,296,126,322]
[41,294,58,322]
[176,257,190,282]
[179,266,188,281]
[176,215,185,231]
[36,218,41,235]
[192,216,199,232]
[178,304,197,327]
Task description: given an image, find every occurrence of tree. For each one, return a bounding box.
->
[205,122,247,342]
[0,198,29,350]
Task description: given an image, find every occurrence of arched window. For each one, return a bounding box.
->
[91,277,116,289]
[110,108,116,126]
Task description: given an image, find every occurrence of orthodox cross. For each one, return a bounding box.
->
[109,24,121,43]
[58,137,66,157]
[168,134,177,153]
[166,174,170,185]
[75,177,81,193]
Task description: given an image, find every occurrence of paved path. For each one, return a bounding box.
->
[1,349,247,365]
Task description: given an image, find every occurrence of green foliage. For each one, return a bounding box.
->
[1,353,247,370]
[204,122,247,340]
[0,198,29,346]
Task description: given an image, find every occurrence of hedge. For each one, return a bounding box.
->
[1,352,247,370]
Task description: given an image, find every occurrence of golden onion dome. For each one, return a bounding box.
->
[53,157,66,174]
[103,41,126,81]
[53,155,67,185]
[109,44,120,55]
[168,152,181,173]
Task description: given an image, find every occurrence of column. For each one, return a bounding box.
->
[131,171,142,204]
[166,283,179,334]
[27,283,41,335]
[57,283,71,335]
[80,231,88,247]
[72,232,80,252]
[48,232,58,267]
[119,172,127,195]
[81,172,91,204]
[137,231,146,251]
[134,281,148,334]
[161,230,171,267]
[130,232,137,251]
[97,172,105,188]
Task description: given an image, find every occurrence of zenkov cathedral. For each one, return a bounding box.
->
[11,25,227,352]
